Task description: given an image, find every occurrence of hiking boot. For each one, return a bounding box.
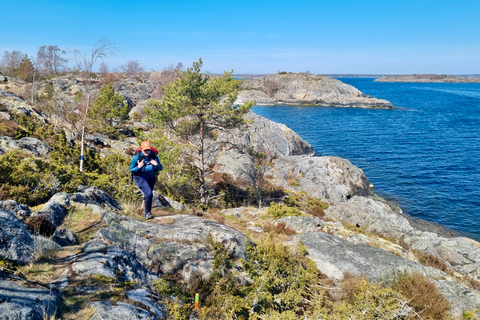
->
[145,212,153,220]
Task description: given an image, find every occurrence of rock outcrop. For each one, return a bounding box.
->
[94,211,251,283]
[0,136,50,157]
[236,73,394,109]
[0,210,36,265]
[0,278,61,320]
[272,155,371,203]
[292,232,478,317]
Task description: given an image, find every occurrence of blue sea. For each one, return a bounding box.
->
[252,78,480,241]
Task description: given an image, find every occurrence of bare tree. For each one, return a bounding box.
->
[36,45,68,76]
[1,50,23,77]
[150,62,184,100]
[71,37,118,78]
[124,60,144,75]
[70,37,118,171]
[99,61,109,77]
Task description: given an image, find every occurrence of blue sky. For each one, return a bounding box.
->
[1,0,479,74]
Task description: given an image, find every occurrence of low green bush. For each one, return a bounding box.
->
[267,202,307,218]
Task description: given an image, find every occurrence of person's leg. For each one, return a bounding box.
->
[144,176,156,215]
[134,176,153,217]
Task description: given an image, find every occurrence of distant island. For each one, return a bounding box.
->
[235,73,395,109]
[375,74,480,83]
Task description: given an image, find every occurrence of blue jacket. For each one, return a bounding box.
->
[130,152,163,178]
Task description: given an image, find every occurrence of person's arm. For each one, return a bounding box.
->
[130,154,140,173]
[155,154,163,171]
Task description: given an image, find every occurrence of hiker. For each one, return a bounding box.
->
[130,141,162,219]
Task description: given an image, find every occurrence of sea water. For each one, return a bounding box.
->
[252,78,480,241]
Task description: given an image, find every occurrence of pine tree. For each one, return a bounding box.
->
[87,83,129,137]
[147,58,254,205]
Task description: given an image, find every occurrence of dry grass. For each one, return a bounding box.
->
[391,272,452,320]
[60,204,105,244]
[16,247,80,284]
[412,249,455,276]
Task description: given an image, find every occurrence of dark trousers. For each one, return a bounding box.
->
[134,175,156,215]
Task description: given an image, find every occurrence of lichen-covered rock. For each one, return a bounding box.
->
[214,111,315,180]
[0,210,35,264]
[70,186,121,210]
[0,89,46,119]
[0,278,61,320]
[71,239,159,285]
[93,214,251,283]
[0,200,31,221]
[0,136,50,157]
[272,155,371,203]
[275,216,325,234]
[126,288,168,319]
[89,301,163,320]
[51,228,78,247]
[325,196,415,238]
[29,200,68,231]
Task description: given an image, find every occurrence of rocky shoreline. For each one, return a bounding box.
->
[1,73,480,318]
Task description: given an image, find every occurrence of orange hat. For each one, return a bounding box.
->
[140,141,151,150]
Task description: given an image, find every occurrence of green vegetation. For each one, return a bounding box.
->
[151,233,453,320]
[147,58,254,205]
[267,202,307,218]
[283,191,329,218]
[0,117,138,205]
[87,83,129,137]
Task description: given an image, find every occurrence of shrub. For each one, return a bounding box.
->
[391,272,451,320]
[412,249,454,275]
[324,275,408,319]
[267,202,307,218]
[283,191,329,215]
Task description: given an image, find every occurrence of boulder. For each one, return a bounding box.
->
[51,228,79,247]
[70,186,121,211]
[30,200,68,230]
[0,210,35,264]
[272,155,371,203]
[0,279,61,320]
[0,136,50,157]
[0,200,31,221]
[34,235,61,256]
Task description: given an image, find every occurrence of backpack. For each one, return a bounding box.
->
[131,147,159,182]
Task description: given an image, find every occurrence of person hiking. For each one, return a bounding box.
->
[130,141,162,219]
